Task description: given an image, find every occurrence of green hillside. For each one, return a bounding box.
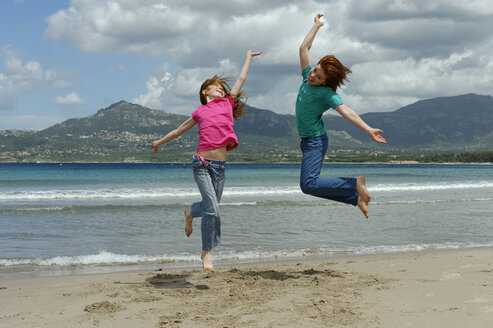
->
[1,94,492,163]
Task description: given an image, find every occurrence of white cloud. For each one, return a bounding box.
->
[132,72,173,110]
[43,0,493,116]
[133,59,241,113]
[343,47,493,112]
[44,0,200,56]
[55,92,86,106]
[0,46,74,111]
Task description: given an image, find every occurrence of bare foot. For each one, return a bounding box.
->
[201,251,215,272]
[356,176,371,219]
[184,209,193,237]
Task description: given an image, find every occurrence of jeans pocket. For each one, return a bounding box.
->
[192,156,204,168]
[301,137,322,151]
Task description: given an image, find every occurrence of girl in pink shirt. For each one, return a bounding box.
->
[151,49,262,272]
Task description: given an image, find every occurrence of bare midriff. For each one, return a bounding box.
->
[197,146,228,161]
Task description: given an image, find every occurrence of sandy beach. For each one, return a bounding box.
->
[1,247,492,328]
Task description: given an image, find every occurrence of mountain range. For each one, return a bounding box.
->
[1,93,492,162]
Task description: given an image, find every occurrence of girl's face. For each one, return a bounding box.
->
[307,64,326,86]
[203,84,225,102]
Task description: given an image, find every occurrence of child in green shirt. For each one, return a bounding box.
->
[297,14,387,218]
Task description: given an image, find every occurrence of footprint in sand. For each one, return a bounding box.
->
[464,296,490,304]
[83,301,125,314]
[440,271,461,281]
[480,306,493,314]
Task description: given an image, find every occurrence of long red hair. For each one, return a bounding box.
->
[199,76,246,119]
[318,55,352,92]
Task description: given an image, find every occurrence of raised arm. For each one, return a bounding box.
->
[151,117,197,154]
[230,49,263,99]
[334,104,387,144]
[300,14,324,71]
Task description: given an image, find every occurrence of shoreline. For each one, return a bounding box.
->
[3,243,493,280]
[2,161,492,165]
[1,247,492,327]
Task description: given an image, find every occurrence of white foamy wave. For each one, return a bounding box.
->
[222,201,258,206]
[226,186,300,196]
[0,186,301,201]
[215,242,493,261]
[2,181,492,202]
[0,251,200,267]
[3,242,493,268]
[0,188,197,201]
[369,181,493,192]
[0,249,322,268]
[0,250,310,268]
[343,241,493,255]
[371,198,493,205]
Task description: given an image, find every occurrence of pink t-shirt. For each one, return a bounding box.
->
[191,97,239,152]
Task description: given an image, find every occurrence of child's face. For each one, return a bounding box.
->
[203,84,225,102]
[307,64,326,86]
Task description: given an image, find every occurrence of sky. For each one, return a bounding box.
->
[1,0,493,130]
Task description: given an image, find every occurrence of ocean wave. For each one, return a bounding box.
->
[0,251,197,267]
[1,181,492,202]
[2,242,493,268]
[1,197,492,214]
[0,186,302,201]
[0,202,262,214]
[0,188,198,201]
[369,181,493,192]
[370,198,493,205]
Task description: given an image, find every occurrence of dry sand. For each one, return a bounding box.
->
[1,247,492,327]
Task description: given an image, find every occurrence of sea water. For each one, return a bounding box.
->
[1,162,492,277]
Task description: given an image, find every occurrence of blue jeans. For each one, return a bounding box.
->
[190,155,226,251]
[300,133,358,206]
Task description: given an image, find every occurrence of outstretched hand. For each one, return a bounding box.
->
[368,129,387,144]
[314,13,324,26]
[247,50,263,57]
[151,142,159,155]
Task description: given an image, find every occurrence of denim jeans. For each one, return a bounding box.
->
[190,154,226,251]
[300,133,358,206]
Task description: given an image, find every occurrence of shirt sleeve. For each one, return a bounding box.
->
[302,65,312,82]
[224,95,237,109]
[191,108,199,122]
[325,91,344,109]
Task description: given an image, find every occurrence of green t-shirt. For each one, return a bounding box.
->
[295,65,343,138]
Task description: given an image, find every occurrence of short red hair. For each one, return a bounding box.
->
[318,55,351,92]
